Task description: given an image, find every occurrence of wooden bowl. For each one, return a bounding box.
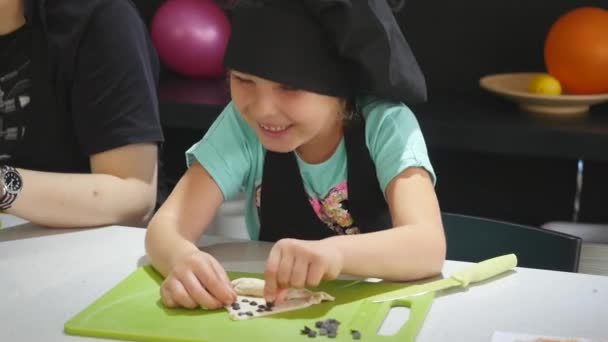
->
[479,73,608,116]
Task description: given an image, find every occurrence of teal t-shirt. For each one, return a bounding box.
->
[186,97,436,240]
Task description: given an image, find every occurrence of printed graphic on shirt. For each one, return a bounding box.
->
[255,182,361,235]
[0,60,30,161]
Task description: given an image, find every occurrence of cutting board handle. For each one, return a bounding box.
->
[347,292,435,342]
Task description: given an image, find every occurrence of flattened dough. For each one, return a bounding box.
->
[226,278,334,320]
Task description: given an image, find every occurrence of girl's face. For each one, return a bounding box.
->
[229,70,345,158]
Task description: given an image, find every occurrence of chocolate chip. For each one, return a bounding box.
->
[351,330,361,340]
[241,299,249,303]
[319,328,327,336]
[328,331,337,338]
[307,330,317,338]
[256,309,264,312]
[258,304,266,309]
[301,326,311,335]
[250,301,258,306]
[238,312,245,316]
[266,301,274,308]
[246,311,254,316]
[264,307,272,311]
[315,321,323,328]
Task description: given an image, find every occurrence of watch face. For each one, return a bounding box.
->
[5,171,22,194]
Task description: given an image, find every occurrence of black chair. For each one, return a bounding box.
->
[442,212,582,272]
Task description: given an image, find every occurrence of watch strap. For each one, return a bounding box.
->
[0,166,21,210]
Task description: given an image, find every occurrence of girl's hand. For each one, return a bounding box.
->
[160,250,237,310]
[263,238,344,303]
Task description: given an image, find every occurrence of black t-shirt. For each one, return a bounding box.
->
[1,0,164,174]
[0,24,31,162]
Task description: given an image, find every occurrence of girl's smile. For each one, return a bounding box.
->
[229,70,345,164]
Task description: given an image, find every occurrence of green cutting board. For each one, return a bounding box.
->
[65,266,434,342]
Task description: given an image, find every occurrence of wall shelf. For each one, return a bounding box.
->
[158,78,608,162]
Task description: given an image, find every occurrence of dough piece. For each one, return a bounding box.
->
[226,278,334,321]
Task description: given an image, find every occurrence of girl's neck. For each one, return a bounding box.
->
[296,119,344,165]
[0,1,25,36]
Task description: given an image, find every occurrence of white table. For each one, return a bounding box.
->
[1,222,607,342]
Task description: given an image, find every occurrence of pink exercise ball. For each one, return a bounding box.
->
[151,0,231,78]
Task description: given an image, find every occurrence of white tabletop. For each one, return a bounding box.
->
[1,221,607,342]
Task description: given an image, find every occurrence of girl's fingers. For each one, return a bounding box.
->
[181,270,224,309]
[204,258,237,305]
[165,277,198,309]
[275,288,289,305]
[276,251,295,289]
[306,261,325,288]
[264,246,282,303]
[160,282,177,308]
[290,257,310,289]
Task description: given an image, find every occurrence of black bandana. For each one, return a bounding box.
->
[224,0,427,104]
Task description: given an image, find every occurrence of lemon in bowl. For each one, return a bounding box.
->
[528,74,562,95]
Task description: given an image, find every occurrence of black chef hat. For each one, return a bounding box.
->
[223,0,427,104]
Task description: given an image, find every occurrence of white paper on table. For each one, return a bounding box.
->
[491,331,608,342]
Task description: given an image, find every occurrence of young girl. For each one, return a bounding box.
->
[146,0,446,311]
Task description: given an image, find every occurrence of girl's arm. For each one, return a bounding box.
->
[263,167,446,302]
[145,162,224,277]
[146,162,237,309]
[323,167,446,281]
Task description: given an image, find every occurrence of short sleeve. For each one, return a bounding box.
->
[186,102,254,201]
[364,99,436,192]
[71,0,163,155]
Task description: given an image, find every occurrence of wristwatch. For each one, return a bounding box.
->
[0,165,23,210]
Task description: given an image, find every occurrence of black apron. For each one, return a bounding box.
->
[259,117,392,242]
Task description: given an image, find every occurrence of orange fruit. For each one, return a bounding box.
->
[544,7,608,94]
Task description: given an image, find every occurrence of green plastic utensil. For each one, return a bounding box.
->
[65,266,435,342]
[371,254,518,303]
